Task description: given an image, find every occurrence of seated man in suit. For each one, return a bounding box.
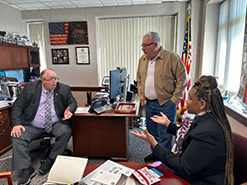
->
[10,68,77,185]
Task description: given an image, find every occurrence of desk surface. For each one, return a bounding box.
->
[83,162,189,185]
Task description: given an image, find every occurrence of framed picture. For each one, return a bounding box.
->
[76,47,90,64]
[52,48,69,64]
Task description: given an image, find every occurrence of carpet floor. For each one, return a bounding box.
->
[0,127,151,185]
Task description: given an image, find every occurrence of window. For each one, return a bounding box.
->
[27,22,47,71]
[97,16,176,84]
[215,0,247,92]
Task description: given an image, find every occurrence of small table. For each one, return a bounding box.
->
[83,162,189,185]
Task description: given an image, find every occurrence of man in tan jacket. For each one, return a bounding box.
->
[137,31,188,162]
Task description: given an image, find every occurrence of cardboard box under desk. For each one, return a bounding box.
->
[114,103,136,114]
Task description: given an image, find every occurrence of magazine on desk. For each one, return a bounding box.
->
[43,155,88,185]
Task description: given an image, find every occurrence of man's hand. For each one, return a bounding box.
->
[140,99,146,107]
[11,125,25,138]
[62,107,73,120]
[131,129,158,148]
[151,112,171,127]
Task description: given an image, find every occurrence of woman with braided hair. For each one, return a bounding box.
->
[132,75,234,185]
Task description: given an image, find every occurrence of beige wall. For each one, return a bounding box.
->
[0,3,26,37]
[227,115,247,138]
[20,3,187,87]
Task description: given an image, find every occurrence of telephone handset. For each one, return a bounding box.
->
[88,99,107,114]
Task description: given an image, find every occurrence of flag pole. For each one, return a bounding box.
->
[176,3,192,121]
[187,4,191,15]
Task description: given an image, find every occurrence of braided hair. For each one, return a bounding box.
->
[193,75,234,185]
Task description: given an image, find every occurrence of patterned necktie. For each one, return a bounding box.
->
[45,91,52,133]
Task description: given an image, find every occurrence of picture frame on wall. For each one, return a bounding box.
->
[76,47,90,64]
[52,48,69,64]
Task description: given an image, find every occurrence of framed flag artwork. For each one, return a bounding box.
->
[49,21,88,45]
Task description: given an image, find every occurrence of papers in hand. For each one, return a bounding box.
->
[43,155,88,185]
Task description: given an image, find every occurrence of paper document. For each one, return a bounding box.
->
[75,107,90,113]
[43,155,88,185]
[91,170,122,185]
[79,160,135,185]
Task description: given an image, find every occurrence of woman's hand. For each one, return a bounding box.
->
[151,112,171,127]
[131,129,158,148]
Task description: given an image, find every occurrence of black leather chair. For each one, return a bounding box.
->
[30,133,72,163]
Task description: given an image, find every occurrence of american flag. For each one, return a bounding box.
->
[49,22,69,45]
[177,14,192,118]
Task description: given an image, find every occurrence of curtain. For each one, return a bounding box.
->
[215,0,247,91]
[97,16,176,83]
[28,22,47,71]
[226,0,247,91]
[215,1,228,85]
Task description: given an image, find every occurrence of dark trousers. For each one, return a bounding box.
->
[145,99,176,151]
[11,121,71,171]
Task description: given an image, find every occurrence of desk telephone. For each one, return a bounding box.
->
[88,99,107,114]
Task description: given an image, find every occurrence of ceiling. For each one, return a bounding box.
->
[0,0,189,11]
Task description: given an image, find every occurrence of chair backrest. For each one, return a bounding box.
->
[0,171,13,185]
[232,132,247,185]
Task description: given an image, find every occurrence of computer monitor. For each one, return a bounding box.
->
[109,69,122,102]
[122,74,131,102]
[0,71,5,78]
[5,69,25,82]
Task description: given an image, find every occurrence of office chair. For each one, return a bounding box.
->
[30,133,54,163]
[0,171,12,185]
[30,133,72,163]
[232,132,247,185]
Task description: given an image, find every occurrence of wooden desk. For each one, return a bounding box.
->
[0,105,12,155]
[83,162,189,185]
[72,110,138,160]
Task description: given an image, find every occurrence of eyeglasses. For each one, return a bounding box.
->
[141,42,155,48]
[43,77,59,82]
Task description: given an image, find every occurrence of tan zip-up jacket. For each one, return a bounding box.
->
[136,47,188,105]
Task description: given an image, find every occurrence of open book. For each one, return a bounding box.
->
[43,155,88,185]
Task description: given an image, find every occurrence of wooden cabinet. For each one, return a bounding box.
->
[0,43,40,71]
[10,46,29,69]
[0,107,12,155]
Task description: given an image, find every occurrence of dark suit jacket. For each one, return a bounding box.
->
[153,113,226,185]
[11,80,77,127]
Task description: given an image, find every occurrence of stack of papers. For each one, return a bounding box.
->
[79,160,135,185]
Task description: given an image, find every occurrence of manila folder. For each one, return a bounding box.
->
[47,155,88,184]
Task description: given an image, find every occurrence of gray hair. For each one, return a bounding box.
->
[144,31,161,45]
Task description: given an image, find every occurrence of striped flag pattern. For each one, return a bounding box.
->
[49,22,69,45]
[177,14,192,118]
